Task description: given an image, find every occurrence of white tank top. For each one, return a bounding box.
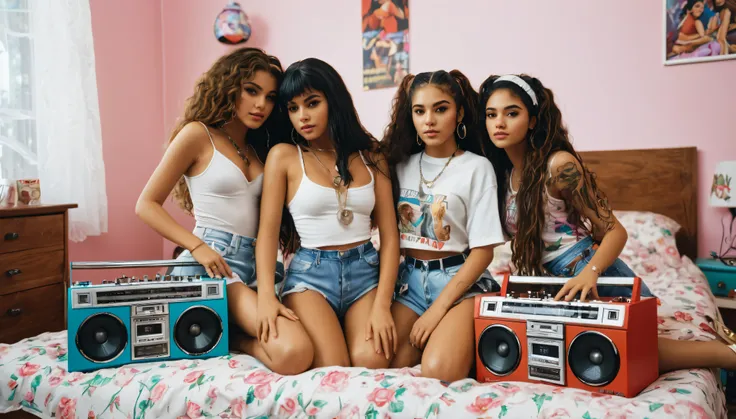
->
[288,146,375,248]
[185,122,262,238]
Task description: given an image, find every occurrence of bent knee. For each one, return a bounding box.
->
[268,336,314,375]
[350,343,390,369]
[421,354,471,383]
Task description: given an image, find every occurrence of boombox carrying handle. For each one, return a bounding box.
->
[70,260,203,270]
[500,274,642,302]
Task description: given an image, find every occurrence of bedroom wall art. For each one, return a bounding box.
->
[214,1,252,45]
[664,0,736,65]
[362,0,410,90]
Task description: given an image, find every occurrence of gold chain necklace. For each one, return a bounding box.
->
[224,132,251,167]
[305,147,353,226]
[419,144,459,188]
[307,147,341,188]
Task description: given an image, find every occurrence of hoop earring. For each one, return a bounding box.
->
[416,133,422,146]
[456,122,467,140]
[291,128,298,145]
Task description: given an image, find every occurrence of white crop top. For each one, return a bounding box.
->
[185,122,262,238]
[396,151,505,253]
[288,146,375,249]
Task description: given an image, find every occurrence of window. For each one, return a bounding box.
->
[0,0,36,180]
[0,0,108,241]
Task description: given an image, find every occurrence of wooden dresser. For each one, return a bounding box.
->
[0,203,77,345]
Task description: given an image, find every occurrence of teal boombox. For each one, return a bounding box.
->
[66,260,228,373]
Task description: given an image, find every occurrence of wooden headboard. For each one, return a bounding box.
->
[578,147,698,260]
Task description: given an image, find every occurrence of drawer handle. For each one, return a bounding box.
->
[4,232,19,241]
[719,281,726,289]
[6,268,21,277]
[7,308,22,317]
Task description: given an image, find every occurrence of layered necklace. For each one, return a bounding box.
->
[418,143,459,200]
[224,131,251,167]
[307,147,354,226]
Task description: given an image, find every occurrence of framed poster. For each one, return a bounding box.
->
[664,0,736,65]
[362,0,410,90]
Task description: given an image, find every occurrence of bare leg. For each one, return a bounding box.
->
[226,283,313,375]
[344,289,391,368]
[389,302,421,368]
[283,290,350,368]
[421,299,475,382]
[658,337,736,373]
[717,11,731,55]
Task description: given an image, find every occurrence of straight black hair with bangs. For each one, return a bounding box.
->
[279,58,378,186]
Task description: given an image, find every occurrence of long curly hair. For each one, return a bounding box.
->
[381,69,484,207]
[479,74,609,276]
[278,58,384,254]
[168,47,287,214]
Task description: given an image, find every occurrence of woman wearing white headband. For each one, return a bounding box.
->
[481,72,736,373]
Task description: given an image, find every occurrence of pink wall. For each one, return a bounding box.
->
[69,0,165,282]
[159,0,735,258]
[82,0,733,265]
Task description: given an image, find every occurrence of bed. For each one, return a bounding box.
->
[0,146,728,418]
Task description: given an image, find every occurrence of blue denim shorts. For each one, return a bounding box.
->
[171,226,284,288]
[394,256,500,317]
[280,241,379,318]
[543,236,654,298]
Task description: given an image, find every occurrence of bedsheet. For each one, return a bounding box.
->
[0,255,727,418]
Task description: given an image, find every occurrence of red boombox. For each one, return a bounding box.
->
[474,274,658,398]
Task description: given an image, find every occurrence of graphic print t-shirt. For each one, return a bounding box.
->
[395,151,505,253]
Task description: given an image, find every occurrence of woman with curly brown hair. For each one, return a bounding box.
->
[482,73,736,372]
[136,47,313,375]
[381,70,505,381]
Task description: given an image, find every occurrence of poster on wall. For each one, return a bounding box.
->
[362,0,410,90]
[664,0,736,65]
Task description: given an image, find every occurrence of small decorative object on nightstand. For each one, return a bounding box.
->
[710,160,736,267]
[0,203,77,345]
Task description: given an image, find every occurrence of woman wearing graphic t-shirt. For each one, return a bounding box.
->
[382,70,505,382]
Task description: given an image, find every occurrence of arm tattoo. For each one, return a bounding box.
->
[549,161,614,234]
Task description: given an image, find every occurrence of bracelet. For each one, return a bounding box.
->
[591,265,601,276]
[190,241,206,253]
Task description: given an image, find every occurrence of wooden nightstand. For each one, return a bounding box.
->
[0,203,77,345]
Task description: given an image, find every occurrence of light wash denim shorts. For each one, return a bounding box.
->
[171,226,284,287]
[280,241,379,318]
[543,236,654,298]
[394,254,500,316]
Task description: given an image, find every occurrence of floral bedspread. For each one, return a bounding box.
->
[0,211,728,418]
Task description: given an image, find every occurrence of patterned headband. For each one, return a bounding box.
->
[493,75,538,107]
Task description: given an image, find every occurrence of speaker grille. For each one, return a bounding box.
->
[174,306,223,355]
[568,331,620,386]
[478,325,521,376]
[76,313,128,363]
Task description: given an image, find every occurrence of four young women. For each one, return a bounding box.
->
[138,46,736,380]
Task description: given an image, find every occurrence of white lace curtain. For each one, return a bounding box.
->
[0,0,108,241]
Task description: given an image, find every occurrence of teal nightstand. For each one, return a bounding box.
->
[697,258,736,298]
[697,258,736,409]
